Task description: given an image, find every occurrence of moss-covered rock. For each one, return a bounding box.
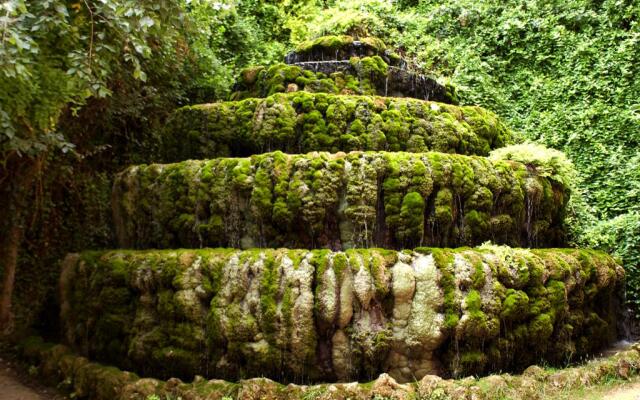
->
[231,61,458,104]
[285,35,401,66]
[113,151,567,250]
[59,247,623,383]
[160,93,510,162]
[19,335,640,400]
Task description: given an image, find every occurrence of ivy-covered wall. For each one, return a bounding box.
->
[59,247,623,383]
[113,151,567,250]
[160,92,510,162]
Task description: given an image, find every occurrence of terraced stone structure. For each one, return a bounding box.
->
[60,36,625,386]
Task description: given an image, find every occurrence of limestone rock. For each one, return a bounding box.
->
[60,247,623,383]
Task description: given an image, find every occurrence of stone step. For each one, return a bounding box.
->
[161,92,510,162]
[113,151,568,251]
[60,247,624,383]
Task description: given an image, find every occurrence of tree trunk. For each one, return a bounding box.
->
[0,223,22,333]
[0,157,40,334]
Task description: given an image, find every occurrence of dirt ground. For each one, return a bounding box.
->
[601,383,640,400]
[0,356,66,400]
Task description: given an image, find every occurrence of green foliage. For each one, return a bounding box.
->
[0,0,184,160]
[581,212,640,316]
[183,0,314,100]
[299,1,392,40]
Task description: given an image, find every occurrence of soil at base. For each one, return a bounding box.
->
[0,356,67,400]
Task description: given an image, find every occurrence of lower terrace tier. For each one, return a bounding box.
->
[161,92,510,162]
[113,151,568,250]
[60,247,624,383]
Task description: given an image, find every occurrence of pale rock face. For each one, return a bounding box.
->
[454,253,473,289]
[353,255,375,309]
[338,266,354,328]
[244,257,264,315]
[317,260,338,325]
[391,260,415,305]
[131,263,158,293]
[332,329,354,381]
[407,254,444,350]
[280,252,316,370]
[478,259,499,315]
[218,253,263,341]
[388,254,444,381]
[372,373,414,400]
[174,289,204,322]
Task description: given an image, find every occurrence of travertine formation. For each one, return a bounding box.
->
[59,35,625,386]
[60,247,623,383]
[112,152,566,250]
[161,94,508,162]
[21,336,640,400]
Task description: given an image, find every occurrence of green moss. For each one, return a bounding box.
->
[259,254,279,338]
[429,248,459,329]
[370,251,392,297]
[465,290,482,312]
[500,289,529,321]
[459,351,488,372]
[61,247,621,382]
[295,35,356,53]
[434,188,454,227]
[529,313,554,344]
[465,252,486,290]
[161,93,513,162]
[333,252,349,277]
[397,191,425,246]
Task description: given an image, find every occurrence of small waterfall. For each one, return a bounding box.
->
[619,284,637,341]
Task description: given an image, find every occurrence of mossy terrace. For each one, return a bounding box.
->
[113,151,568,250]
[19,336,640,400]
[161,92,507,162]
[60,247,622,384]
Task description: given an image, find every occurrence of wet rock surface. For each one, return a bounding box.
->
[161,92,506,162]
[233,61,457,103]
[112,151,567,251]
[60,247,623,383]
[19,336,640,400]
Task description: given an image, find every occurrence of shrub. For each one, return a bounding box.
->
[489,143,577,188]
[582,212,640,317]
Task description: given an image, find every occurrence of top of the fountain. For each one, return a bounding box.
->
[284,35,404,67]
